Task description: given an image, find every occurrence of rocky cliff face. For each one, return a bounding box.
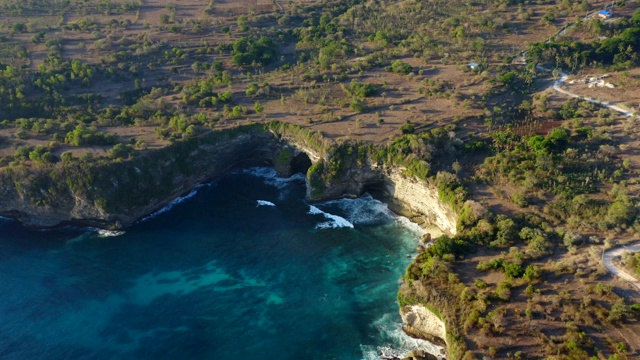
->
[0,125,458,239]
[0,127,289,229]
[382,168,458,235]
[401,305,447,347]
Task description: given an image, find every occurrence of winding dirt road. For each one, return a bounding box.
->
[526,4,639,119]
[602,244,640,291]
[549,70,637,118]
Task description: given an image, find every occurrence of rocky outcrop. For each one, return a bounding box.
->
[382,169,457,235]
[402,349,439,360]
[400,305,447,347]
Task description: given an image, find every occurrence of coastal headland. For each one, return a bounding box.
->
[2,0,640,357]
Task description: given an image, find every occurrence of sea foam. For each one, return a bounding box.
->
[65,227,125,244]
[97,230,126,237]
[243,167,306,190]
[308,205,354,229]
[243,167,306,200]
[320,194,395,226]
[360,313,446,360]
[139,186,204,223]
[256,200,276,207]
[315,194,430,238]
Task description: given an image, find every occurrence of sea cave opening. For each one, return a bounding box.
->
[290,152,312,175]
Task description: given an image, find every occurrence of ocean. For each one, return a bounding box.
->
[0,168,443,359]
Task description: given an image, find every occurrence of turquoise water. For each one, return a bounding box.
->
[0,168,443,359]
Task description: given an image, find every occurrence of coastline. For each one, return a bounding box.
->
[0,124,456,358]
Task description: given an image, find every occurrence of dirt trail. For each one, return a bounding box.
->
[550,70,637,118]
[523,4,639,120]
[603,243,640,291]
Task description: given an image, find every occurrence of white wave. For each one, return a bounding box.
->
[307,205,325,215]
[318,194,441,241]
[139,186,203,223]
[256,200,276,207]
[308,205,354,229]
[243,167,306,190]
[320,194,396,226]
[97,229,125,237]
[395,217,428,237]
[66,228,125,243]
[360,313,446,360]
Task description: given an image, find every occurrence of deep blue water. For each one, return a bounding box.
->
[0,168,442,359]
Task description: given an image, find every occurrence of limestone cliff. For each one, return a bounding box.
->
[0,126,288,229]
[382,168,458,235]
[401,305,447,347]
[0,123,458,240]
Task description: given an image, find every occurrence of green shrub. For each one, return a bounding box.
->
[388,60,413,74]
[107,143,135,160]
[523,265,542,282]
[254,102,264,114]
[350,98,365,113]
[345,80,379,98]
[400,121,415,134]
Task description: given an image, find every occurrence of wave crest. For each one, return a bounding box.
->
[139,186,204,223]
[256,200,276,207]
[308,205,354,229]
[242,167,306,190]
[97,230,125,237]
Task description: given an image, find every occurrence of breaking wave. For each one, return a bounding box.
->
[256,200,276,207]
[139,186,205,223]
[242,167,306,190]
[314,194,429,237]
[97,230,126,237]
[360,313,446,360]
[308,205,354,229]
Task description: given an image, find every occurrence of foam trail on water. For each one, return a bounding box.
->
[360,313,446,360]
[308,205,354,229]
[97,230,126,237]
[65,228,125,244]
[242,167,306,195]
[319,194,439,239]
[320,194,395,226]
[139,186,203,223]
[256,200,276,207]
[395,216,428,237]
[82,227,127,237]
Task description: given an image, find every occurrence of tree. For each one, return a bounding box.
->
[389,60,413,75]
[107,143,135,160]
[61,152,74,162]
[254,101,264,114]
[231,37,276,67]
[350,98,365,113]
[401,121,415,134]
[606,199,636,226]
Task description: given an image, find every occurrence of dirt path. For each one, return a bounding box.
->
[603,244,640,291]
[549,70,637,118]
[524,4,640,120]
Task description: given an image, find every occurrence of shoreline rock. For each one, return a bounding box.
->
[400,305,448,348]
